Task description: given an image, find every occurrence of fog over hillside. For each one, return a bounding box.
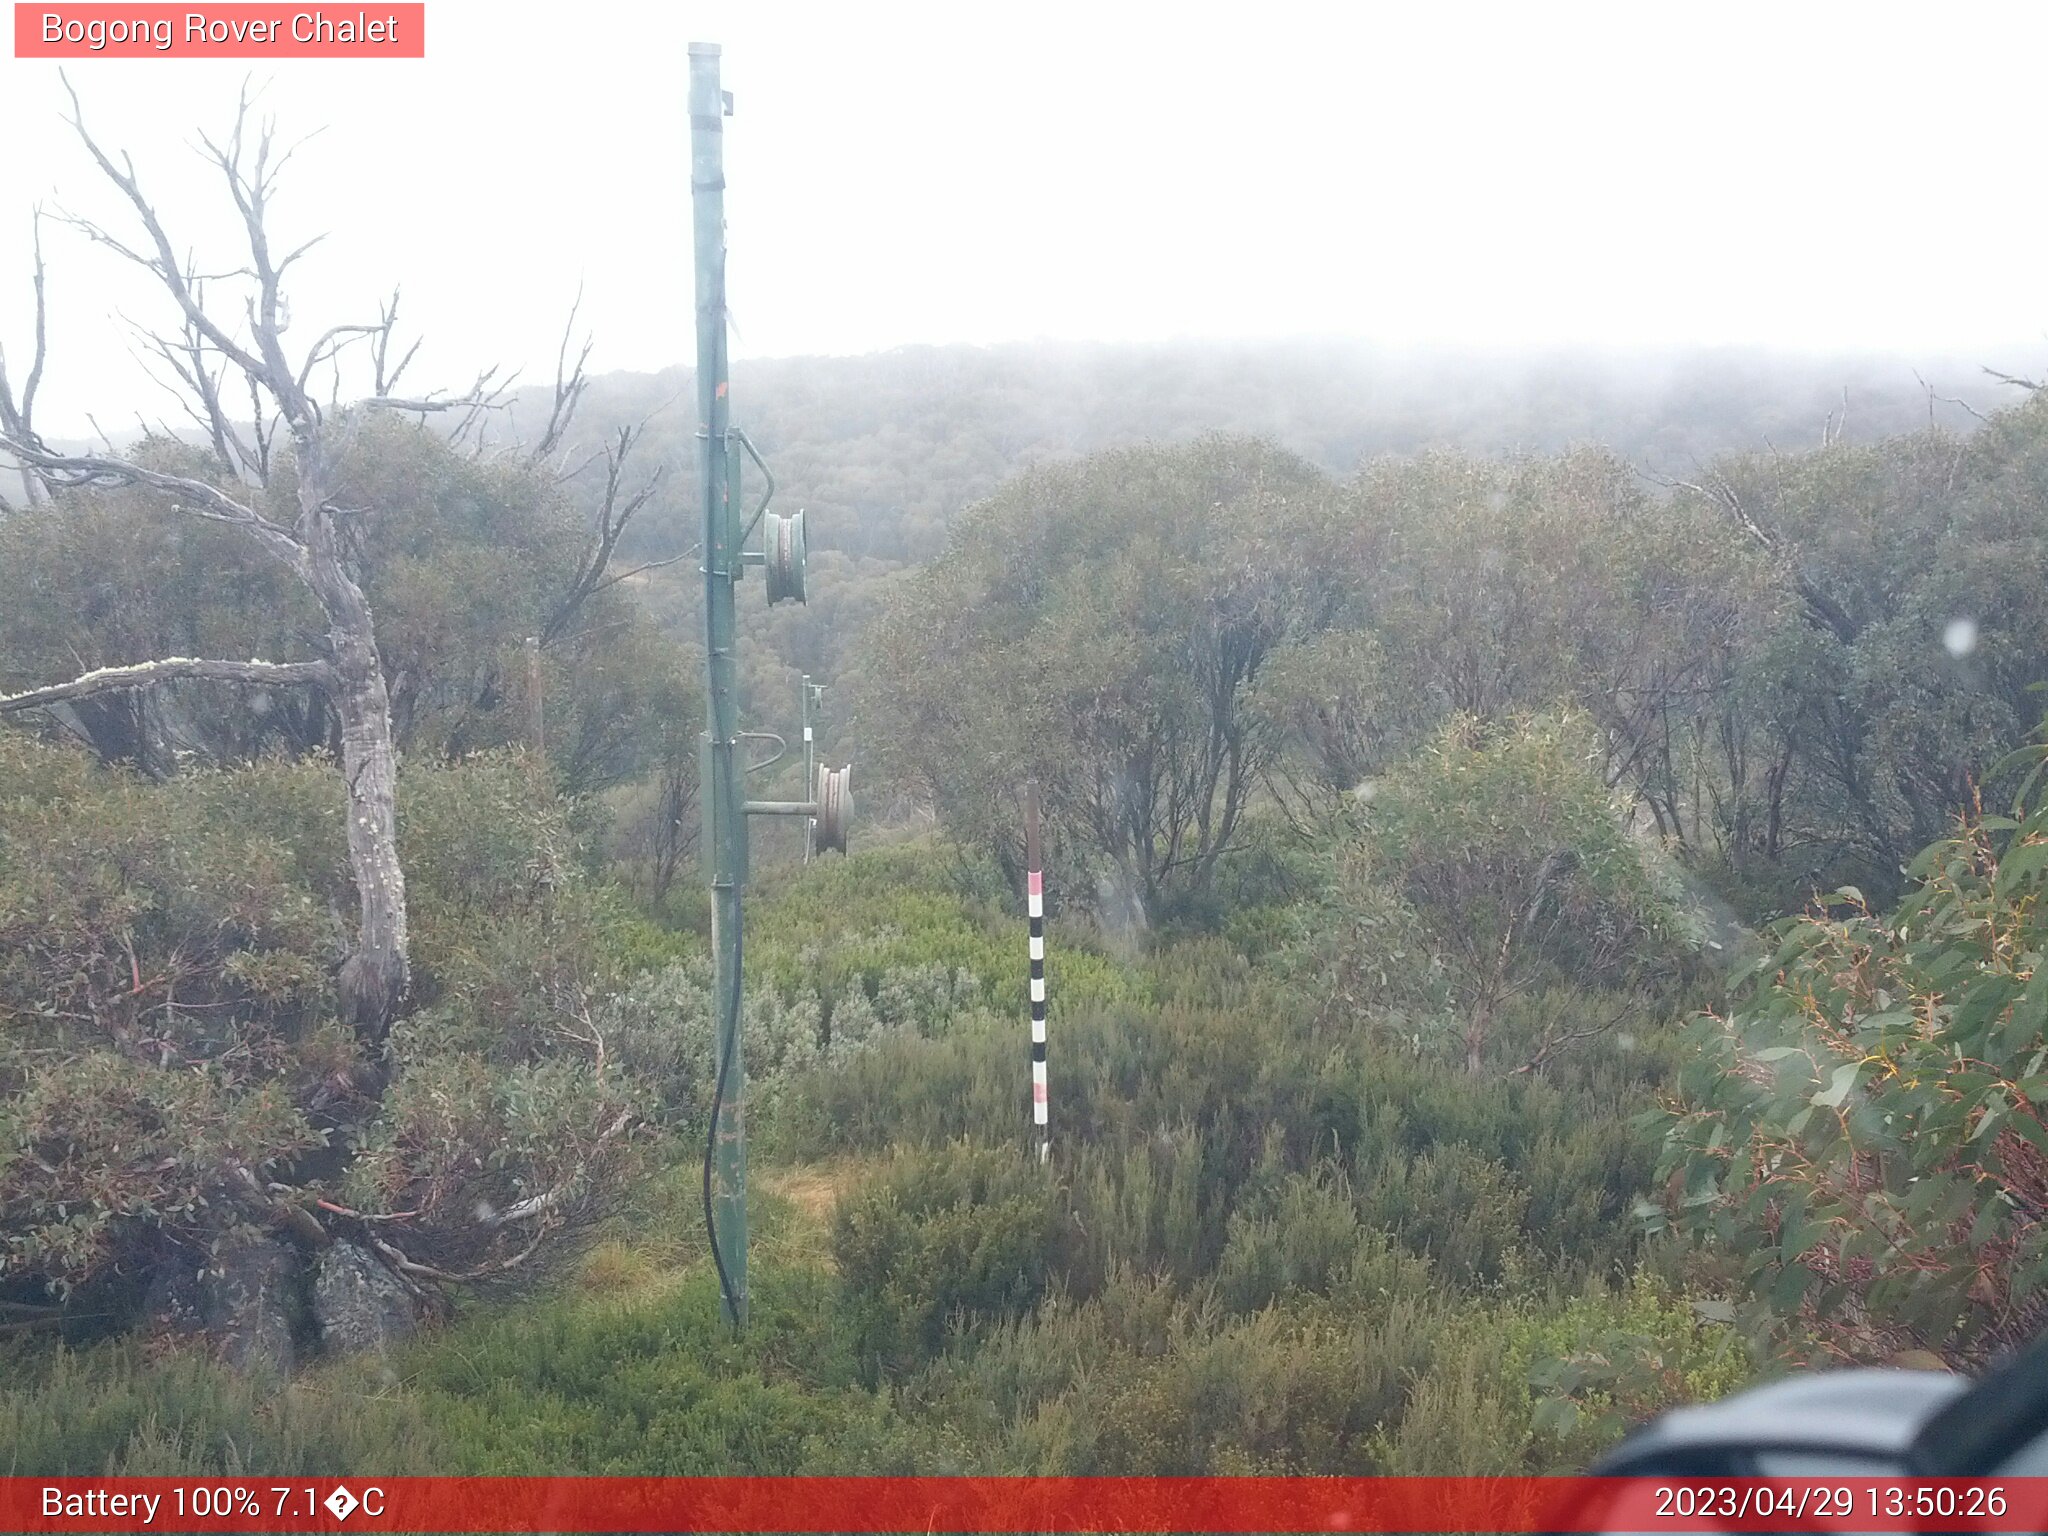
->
[53,339,2022,569]
[502,338,2022,566]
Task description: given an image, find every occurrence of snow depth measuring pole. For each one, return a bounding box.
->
[690,41,852,1328]
[1025,781,1049,1162]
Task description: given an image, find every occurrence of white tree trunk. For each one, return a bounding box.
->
[299,450,408,1036]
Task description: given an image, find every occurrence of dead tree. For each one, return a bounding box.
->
[0,87,684,1330]
[0,82,512,1037]
[519,296,684,651]
[0,210,48,512]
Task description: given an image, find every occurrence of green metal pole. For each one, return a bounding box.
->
[690,39,746,1329]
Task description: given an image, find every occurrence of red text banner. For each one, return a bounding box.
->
[14,5,425,57]
[3,1476,2048,1533]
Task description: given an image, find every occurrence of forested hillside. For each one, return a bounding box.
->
[519,339,2025,843]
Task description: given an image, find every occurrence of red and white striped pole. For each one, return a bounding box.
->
[1025,780,1049,1164]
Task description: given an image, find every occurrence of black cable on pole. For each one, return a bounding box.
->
[702,920,742,1320]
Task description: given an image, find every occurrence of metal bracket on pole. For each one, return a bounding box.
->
[741,730,787,775]
[734,430,777,548]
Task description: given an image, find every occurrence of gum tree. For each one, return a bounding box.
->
[867,436,1332,919]
[0,86,669,1329]
[0,85,653,1036]
[0,86,468,1033]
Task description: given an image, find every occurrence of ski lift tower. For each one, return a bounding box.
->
[690,41,853,1329]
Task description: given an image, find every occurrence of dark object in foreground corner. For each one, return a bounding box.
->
[1587,1332,2048,1478]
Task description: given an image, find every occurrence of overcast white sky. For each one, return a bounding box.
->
[2,1,2044,433]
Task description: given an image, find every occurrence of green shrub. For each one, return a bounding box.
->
[1213,1167,1432,1315]
[404,1261,878,1474]
[0,739,341,1291]
[769,1012,1025,1160]
[0,738,646,1307]
[1509,1274,1752,1471]
[0,1338,448,1475]
[833,1144,1070,1380]
[746,839,1143,1016]
[1353,1142,1529,1289]
[1366,1321,1528,1475]
[1289,713,1697,1074]
[1064,1125,1217,1291]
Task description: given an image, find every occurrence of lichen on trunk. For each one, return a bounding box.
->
[300,474,409,1036]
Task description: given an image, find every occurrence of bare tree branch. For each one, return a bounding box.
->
[128,304,264,476]
[357,362,515,461]
[539,420,668,645]
[1812,385,1853,448]
[367,1226,551,1285]
[294,321,382,396]
[247,368,275,480]
[0,655,331,716]
[479,1110,634,1230]
[19,210,46,431]
[361,381,508,416]
[582,544,699,598]
[0,436,306,566]
[369,288,420,398]
[193,84,324,427]
[1511,997,1637,1077]
[1984,365,2044,394]
[529,287,592,468]
[1918,370,1993,426]
[56,73,281,411]
[452,366,518,454]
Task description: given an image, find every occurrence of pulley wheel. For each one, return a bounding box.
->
[765,509,807,606]
[814,762,852,854]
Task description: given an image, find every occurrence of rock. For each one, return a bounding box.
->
[141,1233,300,1375]
[141,1262,208,1344]
[313,1240,418,1356]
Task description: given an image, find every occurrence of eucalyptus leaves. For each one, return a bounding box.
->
[1648,732,2048,1363]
